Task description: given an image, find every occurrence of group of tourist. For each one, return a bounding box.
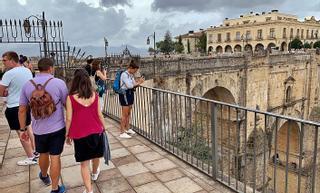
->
[0,51,144,193]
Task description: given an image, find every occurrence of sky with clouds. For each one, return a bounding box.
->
[1,0,320,50]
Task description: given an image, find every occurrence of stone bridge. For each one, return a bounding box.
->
[135,51,320,193]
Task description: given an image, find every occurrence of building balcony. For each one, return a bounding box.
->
[225,39,231,42]
[256,37,263,41]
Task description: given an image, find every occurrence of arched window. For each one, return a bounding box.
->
[286,86,292,103]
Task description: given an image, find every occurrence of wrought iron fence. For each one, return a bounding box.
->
[104,77,319,193]
[0,14,87,69]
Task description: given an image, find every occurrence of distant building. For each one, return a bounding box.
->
[175,30,205,55]
[206,10,320,54]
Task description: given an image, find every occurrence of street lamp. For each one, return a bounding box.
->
[23,11,48,57]
[104,37,108,57]
[146,32,156,58]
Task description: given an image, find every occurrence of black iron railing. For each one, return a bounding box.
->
[103,82,320,193]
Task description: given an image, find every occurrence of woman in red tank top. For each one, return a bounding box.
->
[65,69,107,193]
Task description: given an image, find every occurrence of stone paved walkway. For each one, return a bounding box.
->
[0,117,233,193]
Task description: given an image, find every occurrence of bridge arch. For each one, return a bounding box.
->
[203,86,236,104]
[271,120,300,165]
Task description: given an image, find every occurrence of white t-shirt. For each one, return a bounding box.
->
[120,71,136,90]
[1,66,32,108]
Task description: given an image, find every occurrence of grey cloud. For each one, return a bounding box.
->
[151,0,282,12]
[100,0,132,7]
[0,0,128,47]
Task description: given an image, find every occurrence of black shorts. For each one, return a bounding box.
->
[119,89,134,106]
[34,128,66,155]
[73,133,104,162]
[5,106,31,130]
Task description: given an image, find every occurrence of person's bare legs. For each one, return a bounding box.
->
[125,106,132,131]
[120,106,130,133]
[50,154,61,191]
[26,125,35,152]
[39,153,50,177]
[81,160,92,193]
[16,130,34,158]
[92,158,100,174]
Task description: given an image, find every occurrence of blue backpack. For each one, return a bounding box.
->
[112,70,125,94]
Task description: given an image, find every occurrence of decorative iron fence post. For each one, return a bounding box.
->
[42,11,48,57]
[211,103,218,180]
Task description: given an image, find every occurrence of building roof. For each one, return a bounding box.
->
[175,31,204,39]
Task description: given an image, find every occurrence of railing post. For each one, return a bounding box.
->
[211,102,218,180]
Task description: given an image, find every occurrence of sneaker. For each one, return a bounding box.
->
[119,132,132,139]
[126,129,136,135]
[91,167,100,181]
[51,185,66,193]
[39,172,51,186]
[33,152,40,158]
[17,157,37,166]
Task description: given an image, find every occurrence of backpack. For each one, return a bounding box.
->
[90,73,106,97]
[112,69,125,94]
[29,78,57,120]
[96,79,106,97]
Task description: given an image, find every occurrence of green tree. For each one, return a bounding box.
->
[289,37,303,49]
[303,42,311,49]
[157,30,175,54]
[196,32,207,53]
[174,35,184,53]
[313,41,320,48]
[187,39,191,54]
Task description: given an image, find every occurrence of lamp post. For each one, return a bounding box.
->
[23,11,48,57]
[104,37,108,57]
[147,32,156,58]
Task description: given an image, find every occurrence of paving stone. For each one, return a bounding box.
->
[195,190,209,193]
[96,168,122,182]
[110,142,124,150]
[127,172,157,187]
[111,148,131,159]
[135,151,163,163]
[30,178,52,193]
[7,138,22,149]
[67,184,99,193]
[0,156,29,176]
[118,162,149,177]
[1,182,29,193]
[61,165,83,188]
[0,171,29,188]
[109,137,119,144]
[112,155,139,167]
[120,138,142,147]
[127,144,151,154]
[61,154,79,168]
[97,177,131,193]
[100,159,115,171]
[165,177,203,193]
[61,144,75,156]
[155,168,185,182]
[4,147,26,159]
[193,177,215,191]
[134,181,171,193]
[144,158,177,173]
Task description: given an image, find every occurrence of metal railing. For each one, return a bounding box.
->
[103,82,320,193]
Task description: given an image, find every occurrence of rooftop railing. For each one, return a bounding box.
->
[103,81,320,193]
